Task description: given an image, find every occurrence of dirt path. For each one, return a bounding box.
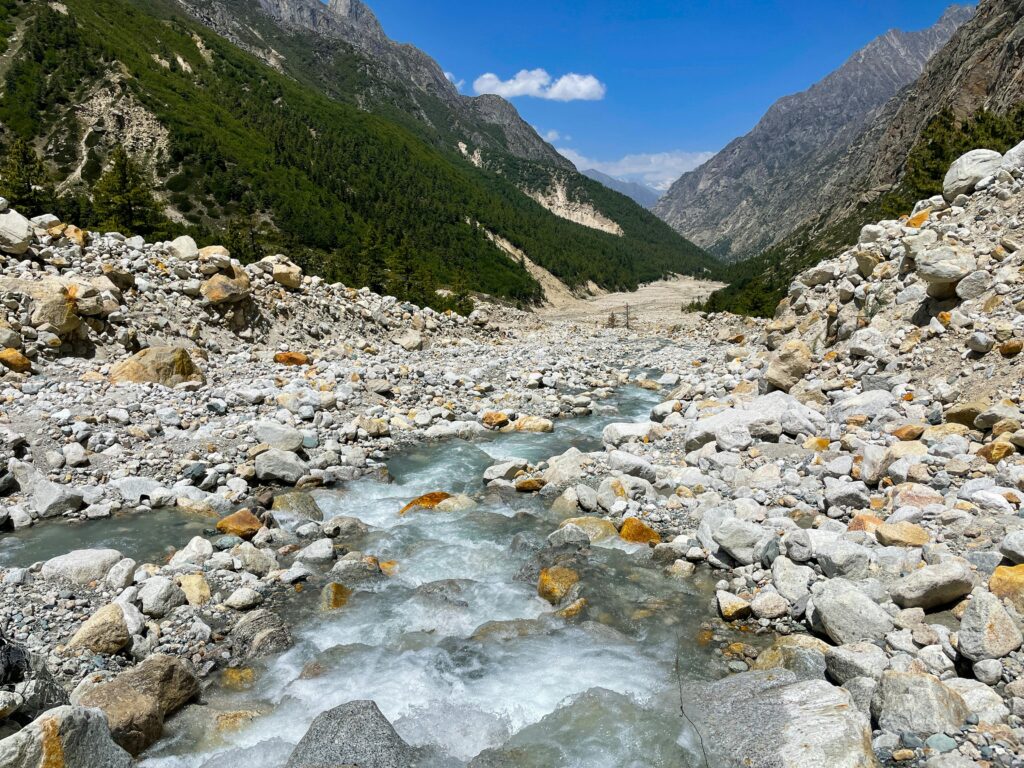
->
[537,275,727,328]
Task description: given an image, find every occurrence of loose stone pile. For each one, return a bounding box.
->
[2,143,1024,766]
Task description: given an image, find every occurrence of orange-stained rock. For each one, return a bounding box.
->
[216,508,263,539]
[200,267,250,304]
[514,476,546,493]
[0,348,31,373]
[990,565,1024,613]
[64,223,87,247]
[1000,339,1023,358]
[555,597,587,620]
[906,208,931,228]
[802,436,830,451]
[875,521,929,547]
[273,351,309,366]
[481,411,510,429]
[320,582,352,611]
[848,513,884,534]
[109,346,204,387]
[221,667,255,690]
[893,424,926,441]
[398,491,452,515]
[978,441,1017,464]
[619,517,661,544]
[538,566,579,605]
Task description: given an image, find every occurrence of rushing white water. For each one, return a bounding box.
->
[126,387,720,767]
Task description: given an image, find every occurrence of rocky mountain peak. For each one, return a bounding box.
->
[654,4,974,262]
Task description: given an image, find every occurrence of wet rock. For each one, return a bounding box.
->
[216,508,264,539]
[537,566,579,605]
[285,700,420,768]
[0,706,133,768]
[74,654,199,756]
[229,609,292,659]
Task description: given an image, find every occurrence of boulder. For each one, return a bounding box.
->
[9,460,84,518]
[200,266,250,304]
[272,260,303,289]
[915,246,976,298]
[67,603,130,654]
[712,518,765,565]
[943,149,1003,200]
[75,654,198,756]
[137,575,186,618]
[871,671,968,734]
[765,340,811,393]
[0,208,32,255]
[109,346,204,387]
[285,700,420,768]
[216,508,264,539]
[229,609,292,658]
[391,328,423,352]
[166,235,199,261]
[811,578,893,644]
[824,642,889,684]
[957,589,1023,661]
[890,560,974,610]
[255,448,308,484]
[253,422,304,452]
[681,671,874,768]
[0,706,133,768]
[42,548,122,585]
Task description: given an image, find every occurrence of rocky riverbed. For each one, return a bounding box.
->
[1,143,1024,767]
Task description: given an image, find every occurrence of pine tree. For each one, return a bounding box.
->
[0,138,54,214]
[92,147,163,235]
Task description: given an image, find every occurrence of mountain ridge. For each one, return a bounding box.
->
[654,4,974,262]
[581,169,662,209]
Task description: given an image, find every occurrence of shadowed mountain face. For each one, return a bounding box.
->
[654,4,974,262]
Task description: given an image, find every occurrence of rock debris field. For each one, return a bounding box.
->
[1,144,1024,767]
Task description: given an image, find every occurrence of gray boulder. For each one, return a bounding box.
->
[0,706,132,768]
[999,530,1024,564]
[811,579,893,644]
[957,589,1023,661]
[681,670,874,768]
[608,450,657,482]
[943,149,1002,200]
[230,609,292,659]
[9,460,84,518]
[42,549,122,585]
[916,246,977,298]
[255,448,308,484]
[253,422,304,452]
[712,518,765,565]
[871,671,968,734]
[285,700,421,768]
[137,576,186,618]
[824,642,889,684]
[890,560,974,610]
[0,208,32,255]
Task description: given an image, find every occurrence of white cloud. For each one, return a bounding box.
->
[557,147,716,191]
[444,71,465,91]
[473,69,606,102]
[543,129,561,142]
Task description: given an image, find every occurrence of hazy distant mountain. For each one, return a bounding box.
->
[581,170,662,209]
[654,4,974,262]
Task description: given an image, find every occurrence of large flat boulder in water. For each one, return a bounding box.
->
[681,670,874,768]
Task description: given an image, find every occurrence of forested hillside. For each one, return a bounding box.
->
[0,0,720,309]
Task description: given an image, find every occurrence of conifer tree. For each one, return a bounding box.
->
[92,147,163,235]
[0,138,54,214]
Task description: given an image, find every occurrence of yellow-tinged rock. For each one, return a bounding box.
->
[803,436,830,451]
[514,476,546,493]
[221,667,255,690]
[399,491,451,515]
[893,424,926,441]
[619,517,661,544]
[0,348,31,373]
[216,710,261,733]
[1000,339,1023,358]
[906,208,931,228]
[946,400,990,427]
[555,597,587,620]
[216,508,263,539]
[538,566,579,605]
[560,517,617,542]
[978,441,1017,464]
[751,634,831,671]
[273,351,309,366]
[848,513,884,534]
[200,268,250,304]
[67,603,129,654]
[80,370,106,383]
[506,415,554,433]
[922,423,970,443]
[481,411,510,429]
[875,521,929,547]
[990,565,1024,613]
[177,573,211,606]
[109,346,204,387]
[320,582,352,611]
[64,223,87,247]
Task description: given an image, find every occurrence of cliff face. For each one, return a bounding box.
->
[654,5,973,262]
[823,0,1024,219]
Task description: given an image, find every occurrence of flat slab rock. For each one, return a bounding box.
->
[681,670,874,768]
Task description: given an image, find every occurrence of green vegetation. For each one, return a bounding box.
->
[0,0,719,311]
[92,147,165,234]
[701,107,1024,317]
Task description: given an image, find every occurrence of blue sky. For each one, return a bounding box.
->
[369,1,968,190]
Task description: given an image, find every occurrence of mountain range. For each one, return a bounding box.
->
[581,169,661,209]
[654,4,975,263]
[0,0,717,309]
